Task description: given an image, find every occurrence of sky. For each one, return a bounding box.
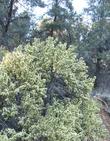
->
[34,0,91,23]
[33,0,88,17]
[73,0,88,13]
[17,0,91,24]
[18,0,88,16]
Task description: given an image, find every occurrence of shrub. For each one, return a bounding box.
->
[0,38,107,141]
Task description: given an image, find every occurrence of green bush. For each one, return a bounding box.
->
[0,38,107,141]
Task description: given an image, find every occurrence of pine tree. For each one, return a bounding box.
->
[0,0,44,50]
[32,0,79,47]
[81,0,110,88]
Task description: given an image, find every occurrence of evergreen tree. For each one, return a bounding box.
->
[80,0,110,88]
[0,38,107,141]
[32,0,79,47]
[0,0,44,50]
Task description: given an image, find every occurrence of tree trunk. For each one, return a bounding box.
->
[49,0,58,37]
[5,0,15,33]
[94,57,101,88]
[1,0,15,50]
[94,47,103,88]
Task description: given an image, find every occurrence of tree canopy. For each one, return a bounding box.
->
[0,38,107,141]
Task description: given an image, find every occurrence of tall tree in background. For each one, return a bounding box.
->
[33,0,79,47]
[81,0,110,88]
[0,0,45,50]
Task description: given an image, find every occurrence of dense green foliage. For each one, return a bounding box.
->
[82,0,110,83]
[0,38,107,141]
[0,0,110,140]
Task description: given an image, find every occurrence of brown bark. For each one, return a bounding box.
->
[50,15,57,37]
